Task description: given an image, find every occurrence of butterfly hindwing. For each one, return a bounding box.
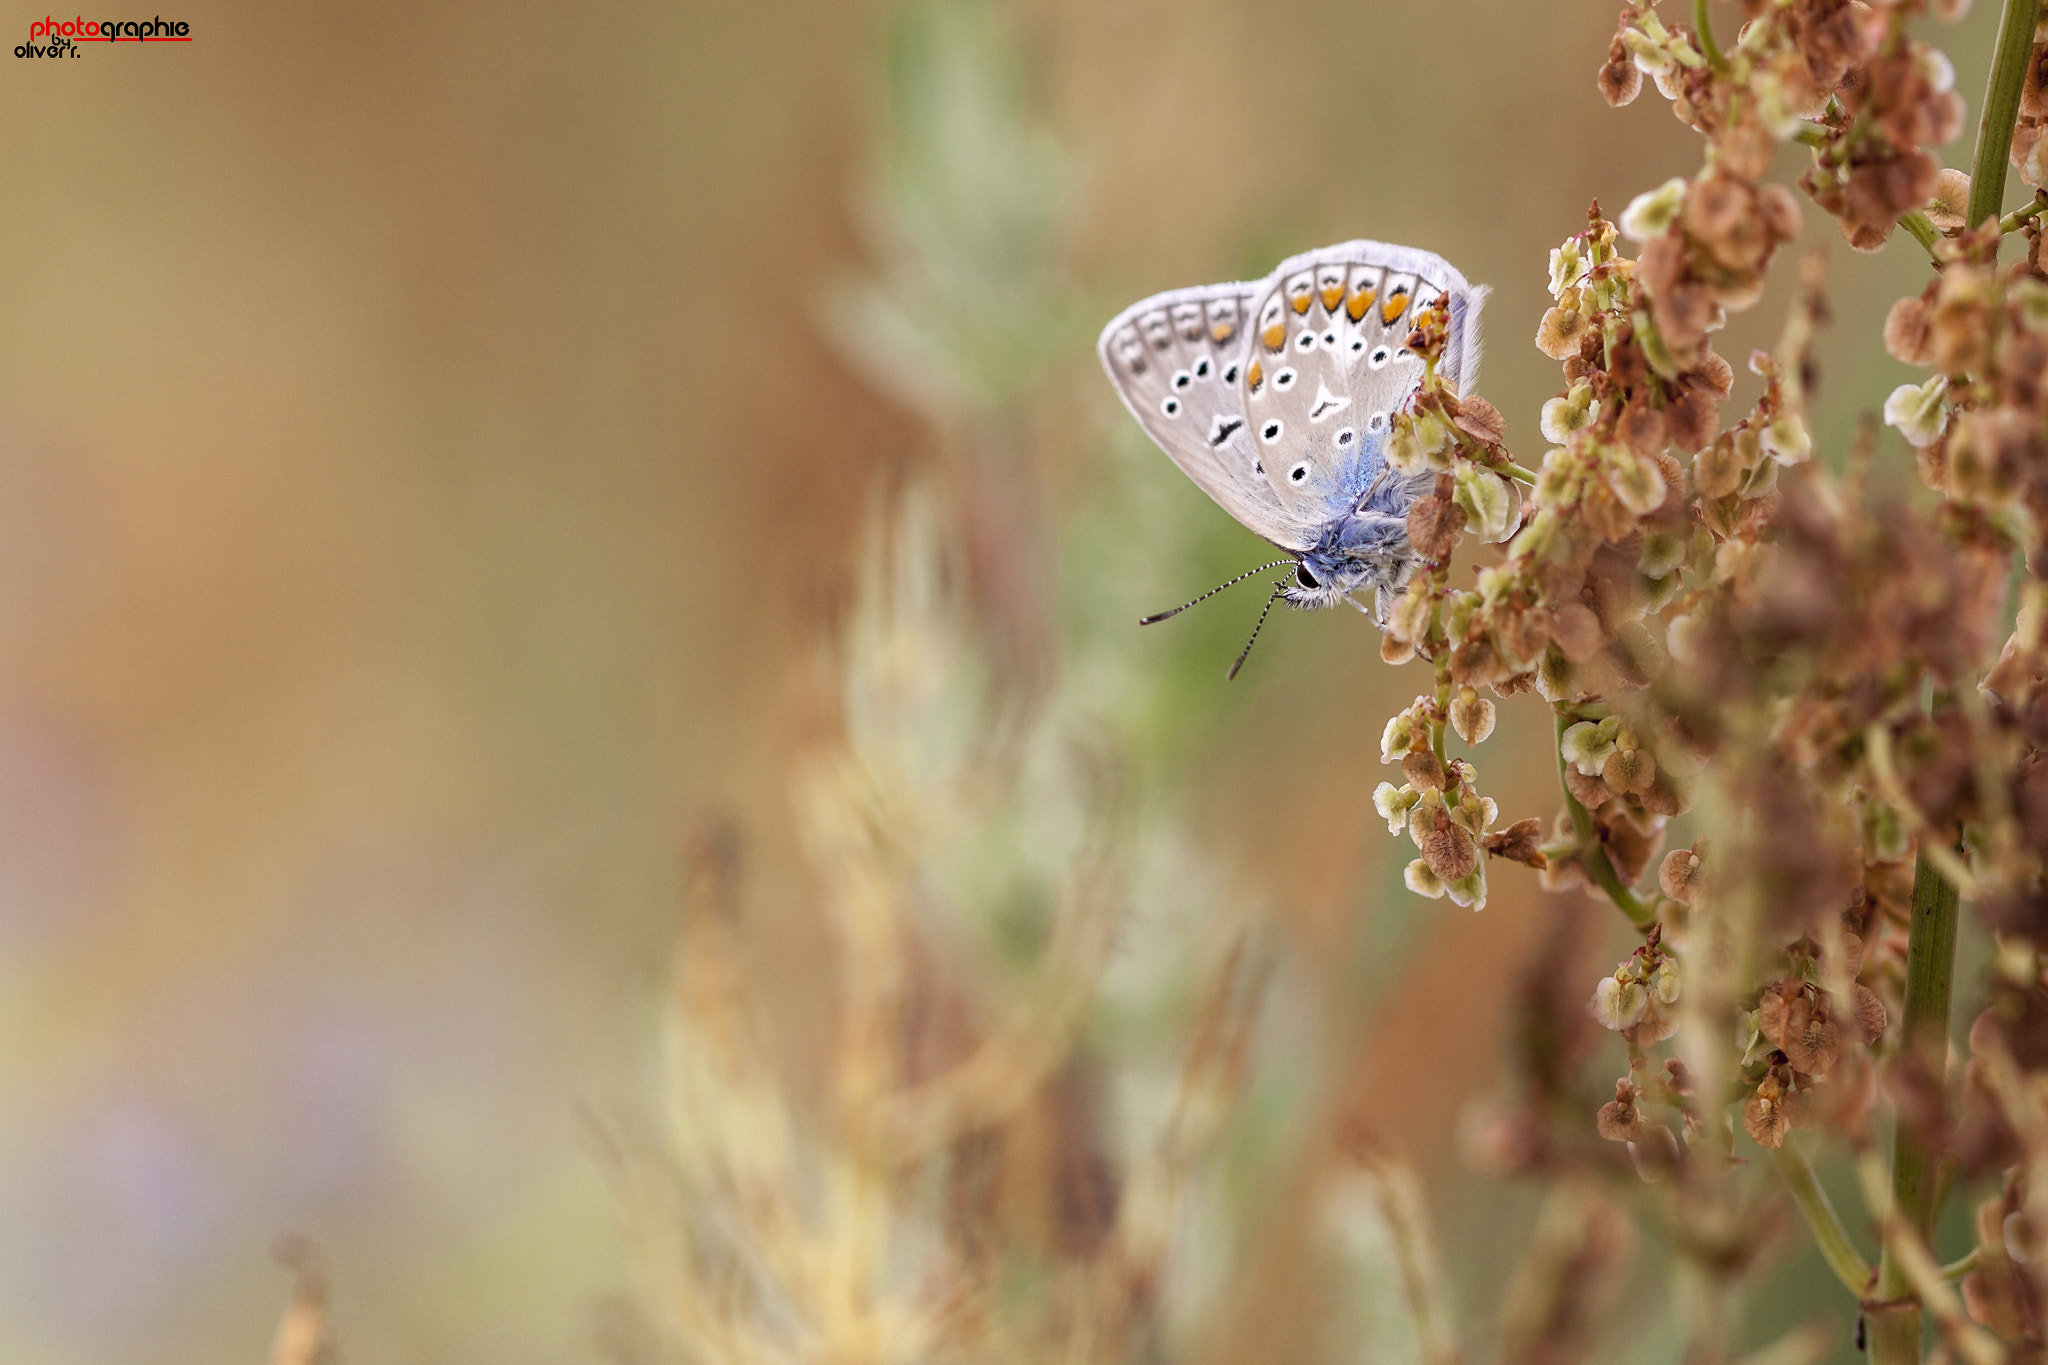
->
[1098,282,1317,552]
[1241,242,1487,523]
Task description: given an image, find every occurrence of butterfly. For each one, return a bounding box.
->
[1098,241,1490,676]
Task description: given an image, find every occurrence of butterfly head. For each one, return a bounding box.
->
[1283,511,1423,612]
[1280,552,1367,610]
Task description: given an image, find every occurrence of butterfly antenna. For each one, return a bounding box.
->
[1139,559,1295,625]
[1227,581,1288,681]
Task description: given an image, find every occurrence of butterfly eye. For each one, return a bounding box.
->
[1161,397,1181,417]
[1194,357,1211,378]
[1172,370,1192,390]
[1295,331,1316,352]
[1369,347,1391,368]
[1222,363,1239,384]
[1260,420,1282,442]
[1322,330,1336,347]
[1367,412,1387,433]
[1295,563,1320,589]
[1288,463,1309,484]
[1350,339,1365,354]
[1337,428,1355,446]
[1274,368,1296,390]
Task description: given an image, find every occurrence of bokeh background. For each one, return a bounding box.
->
[0,2,2013,1361]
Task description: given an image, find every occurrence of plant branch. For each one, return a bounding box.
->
[1867,845,1964,1365]
[1552,710,1655,929]
[1694,0,1728,72]
[1771,1144,1874,1296]
[1968,0,2044,230]
[2002,189,2048,233]
[1899,211,1942,261]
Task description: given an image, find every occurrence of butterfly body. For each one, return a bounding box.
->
[1098,241,1488,627]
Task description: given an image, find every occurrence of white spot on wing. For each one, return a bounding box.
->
[1307,380,1350,423]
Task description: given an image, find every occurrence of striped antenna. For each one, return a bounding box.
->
[1226,581,1289,681]
[1139,559,1296,625]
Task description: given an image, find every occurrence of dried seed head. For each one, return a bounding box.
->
[1562,717,1622,775]
[1596,1078,1643,1142]
[1665,385,1719,454]
[1541,382,1601,443]
[1410,793,1480,882]
[1629,1123,1683,1181]
[1536,305,1590,360]
[1450,686,1498,745]
[1454,466,1516,543]
[1387,579,1433,644]
[1781,996,1841,1075]
[1403,748,1449,791]
[1924,166,1972,231]
[1692,433,1745,499]
[1381,708,1419,762]
[1639,530,1688,579]
[1605,448,1669,515]
[1742,1087,1788,1149]
[1591,973,1649,1030]
[1621,177,1688,242]
[1616,399,1670,457]
[1883,294,1935,364]
[1483,817,1547,869]
[1404,858,1448,899]
[1452,395,1506,445]
[1551,603,1607,663]
[1658,845,1706,904]
[1602,744,1658,795]
[1883,374,1951,448]
[1407,494,1468,562]
[1599,33,1643,107]
[1853,982,1889,1045]
[1374,781,1420,835]
[1760,414,1811,466]
[1537,644,1579,701]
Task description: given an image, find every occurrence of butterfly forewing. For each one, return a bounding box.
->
[1098,282,1317,552]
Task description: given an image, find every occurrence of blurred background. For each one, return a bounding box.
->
[0,2,2007,1362]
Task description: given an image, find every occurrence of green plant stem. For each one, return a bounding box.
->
[1552,711,1655,928]
[1694,0,1727,71]
[1773,1144,1874,1296]
[1500,460,1537,486]
[1968,0,2044,230]
[1941,1246,1982,1282]
[1899,211,1942,261]
[1869,847,1964,1365]
[2002,190,2048,233]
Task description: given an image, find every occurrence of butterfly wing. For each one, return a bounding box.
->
[1098,282,1318,552]
[1240,242,1487,523]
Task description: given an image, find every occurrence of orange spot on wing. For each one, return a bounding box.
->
[1261,323,1285,351]
[1319,284,1344,312]
[1380,292,1410,324]
[1211,321,1236,342]
[1346,288,1376,322]
[1246,359,1263,391]
[1289,290,1312,315]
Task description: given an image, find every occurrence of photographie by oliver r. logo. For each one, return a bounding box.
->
[17,14,190,57]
